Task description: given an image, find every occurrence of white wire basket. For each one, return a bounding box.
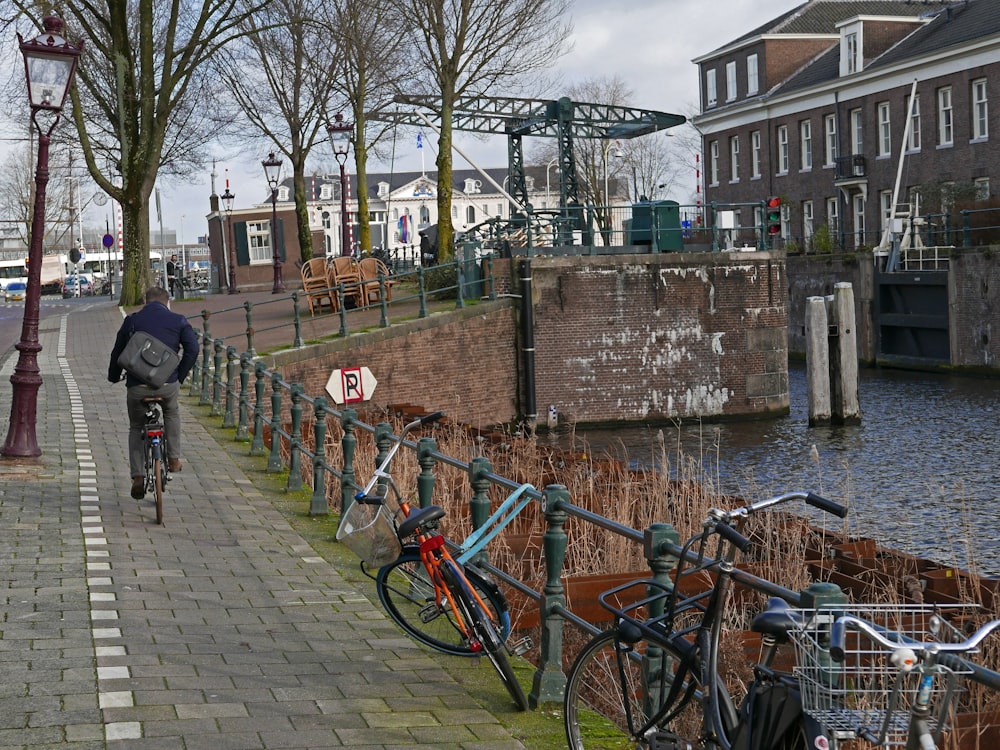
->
[789,604,974,746]
[336,497,402,568]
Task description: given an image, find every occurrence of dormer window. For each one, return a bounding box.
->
[319,183,333,200]
[377,181,389,198]
[278,186,291,202]
[839,20,862,76]
[526,176,535,191]
[464,178,482,194]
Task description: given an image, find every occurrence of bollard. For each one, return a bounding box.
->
[267,372,283,472]
[291,291,304,348]
[340,408,357,513]
[286,384,303,491]
[235,354,251,441]
[210,339,224,416]
[530,484,569,707]
[222,346,237,428]
[468,457,493,566]
[199,328,212,405]
[249,362,267,456]
[416,436,437,509]
[830,283,861,424]
[805,296,832,426]
[243,300,256,357]
[309,397,329,515]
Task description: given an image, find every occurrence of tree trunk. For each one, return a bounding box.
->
[293,167,313,262]
[119,192,154,307]
[435,97,456,261]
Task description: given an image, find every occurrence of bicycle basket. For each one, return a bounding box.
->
[789,604,973,746]
[336,499,401,568]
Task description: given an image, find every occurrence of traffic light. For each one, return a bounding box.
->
[766,197,782,237]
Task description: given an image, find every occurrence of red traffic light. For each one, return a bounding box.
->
[766,196,781,209]
[765,196,782,236]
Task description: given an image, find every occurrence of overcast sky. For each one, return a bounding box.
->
[68,0,806,242]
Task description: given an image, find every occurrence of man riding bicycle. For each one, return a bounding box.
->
[108,286,199,500]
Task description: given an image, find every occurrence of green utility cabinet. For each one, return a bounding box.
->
[625,200,683,251]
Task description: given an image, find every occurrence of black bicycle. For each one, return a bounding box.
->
[141,396,169,524]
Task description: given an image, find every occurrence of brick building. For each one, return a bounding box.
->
[692,0,1000,251]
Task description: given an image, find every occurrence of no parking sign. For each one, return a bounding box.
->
[325,367,377,404]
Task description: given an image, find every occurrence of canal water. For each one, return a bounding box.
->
[555,364,1000,575]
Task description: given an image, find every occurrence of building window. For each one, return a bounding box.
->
[850,108,863,155]
[975,177,990,200]
[827,197,839,236]
[729,136,740,182]
[972,79,988,141]
[880,190,893,232]
[321,211,331,230]
[777,125,789,174]
[709,140,719,185]
[803,200,814,245]
[452,205,458,218]
[781,203,790,239]
[751,130,761,178]
[319,183,333,200]
[247,221,272,264]
[420,205,431,224]
[878,102,891,157]
[800,120,812,171]
[938,86,953,146]
[466,206,476,224]
[906,94,921,151]
[726,61,737,102]
[747,54,759,95]
[853,193,866,248]
[706,69,717,108]
[824,114,838,166]
[845,32,859,74]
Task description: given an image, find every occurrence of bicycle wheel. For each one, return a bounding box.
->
[564,629,703,750]
[151,441,164,525]
[376,552,510,657]
[442,560,528,711]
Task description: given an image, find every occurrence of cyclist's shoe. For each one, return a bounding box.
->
[131,476,145,500]
[168,458,182,473]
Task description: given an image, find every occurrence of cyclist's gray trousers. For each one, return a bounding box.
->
[126,381,181,477]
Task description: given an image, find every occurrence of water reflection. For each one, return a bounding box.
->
[555,364,1000,574]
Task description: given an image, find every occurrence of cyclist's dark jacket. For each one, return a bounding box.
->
[108,300,199,387]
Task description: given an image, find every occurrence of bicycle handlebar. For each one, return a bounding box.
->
[356,411,446,499]
[830,615,1000,663]
[721,491,847,523]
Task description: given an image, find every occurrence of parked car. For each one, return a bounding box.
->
[61,275,94,298]
[4,281,26,301]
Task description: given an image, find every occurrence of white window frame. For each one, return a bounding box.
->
[826,197,839,236]
[803,200,814,245]
[777,125,789,174]
[972,79,988,141]
[853,193,866,248]
[880,190,893,232]
[907,94,921,151]
[824,114,838,166]
[709,140,720,185]
[706,69,717,108]
[850,108,863,155]
[747,54,759,95]
[247,221,272,264]
[938,86,953,146]
[845,32,859,74]
[751,130,762,178]
[878,102,891,157]
[726,61,737,102]
[800,120,812,171]
[729,135,739,182]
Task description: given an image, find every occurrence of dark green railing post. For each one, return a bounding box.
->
[374,423,393,497]
[309,397,329,515]
[531,484,569,707]
[417,267,428,318]
[468,457,493,565]
[267,372,284,472]
[210,339,224,416]
[243,300,256,357]
[378,276,389,328]
[235,353,251,441]
[291,292,304,348]
[643,521,680,708]
[455,257,465,309]
[199,328,212,405]
[962,209,971,247]
[337,286,348,336]
[486,256,496,300]
[340,408,357,512]
[416,436,437,509]
[285,383,303,491]
[222,346,237,428]
[250,362,267,456]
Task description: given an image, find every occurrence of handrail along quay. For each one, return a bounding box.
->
[187,352,1000,704]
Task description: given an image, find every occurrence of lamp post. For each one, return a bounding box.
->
[3,14,82,458]
[261,152,284,293]
[545,158,559,208]
[221,184,236,294]
[326,113,353,257]
[602,139,625,207]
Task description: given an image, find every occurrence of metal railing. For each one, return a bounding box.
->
[185,355,1000,707]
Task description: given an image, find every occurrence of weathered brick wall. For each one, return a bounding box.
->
[265,301,520,426]
[948,249,1000,371]
[528,252,789,426]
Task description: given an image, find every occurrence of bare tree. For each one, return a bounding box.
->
[398,0,572,259]
[218,0,343,263]
[0,2,268,306]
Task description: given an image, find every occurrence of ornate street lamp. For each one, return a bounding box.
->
[261,152,284,293]
[326,113,353,257]
[3,14,83,458]
[221,185,237,294]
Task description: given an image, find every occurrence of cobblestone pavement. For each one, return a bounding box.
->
[0,298,526,749]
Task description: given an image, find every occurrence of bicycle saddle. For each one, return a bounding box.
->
[750,597,803,643]
[141,396,165,403]
[397,504,446,539]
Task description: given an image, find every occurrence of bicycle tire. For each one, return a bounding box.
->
[442,560,528,711]
[375,552,510,657]
[152,442,164,525]
[564,629,703,750]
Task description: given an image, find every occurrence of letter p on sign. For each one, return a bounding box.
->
[325,366,378,405]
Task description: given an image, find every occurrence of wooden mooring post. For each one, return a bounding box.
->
[805,282,861,426]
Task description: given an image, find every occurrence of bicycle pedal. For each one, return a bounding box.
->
[418,604,441,624]
[510,636,533,655]
[647,730,694,750]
